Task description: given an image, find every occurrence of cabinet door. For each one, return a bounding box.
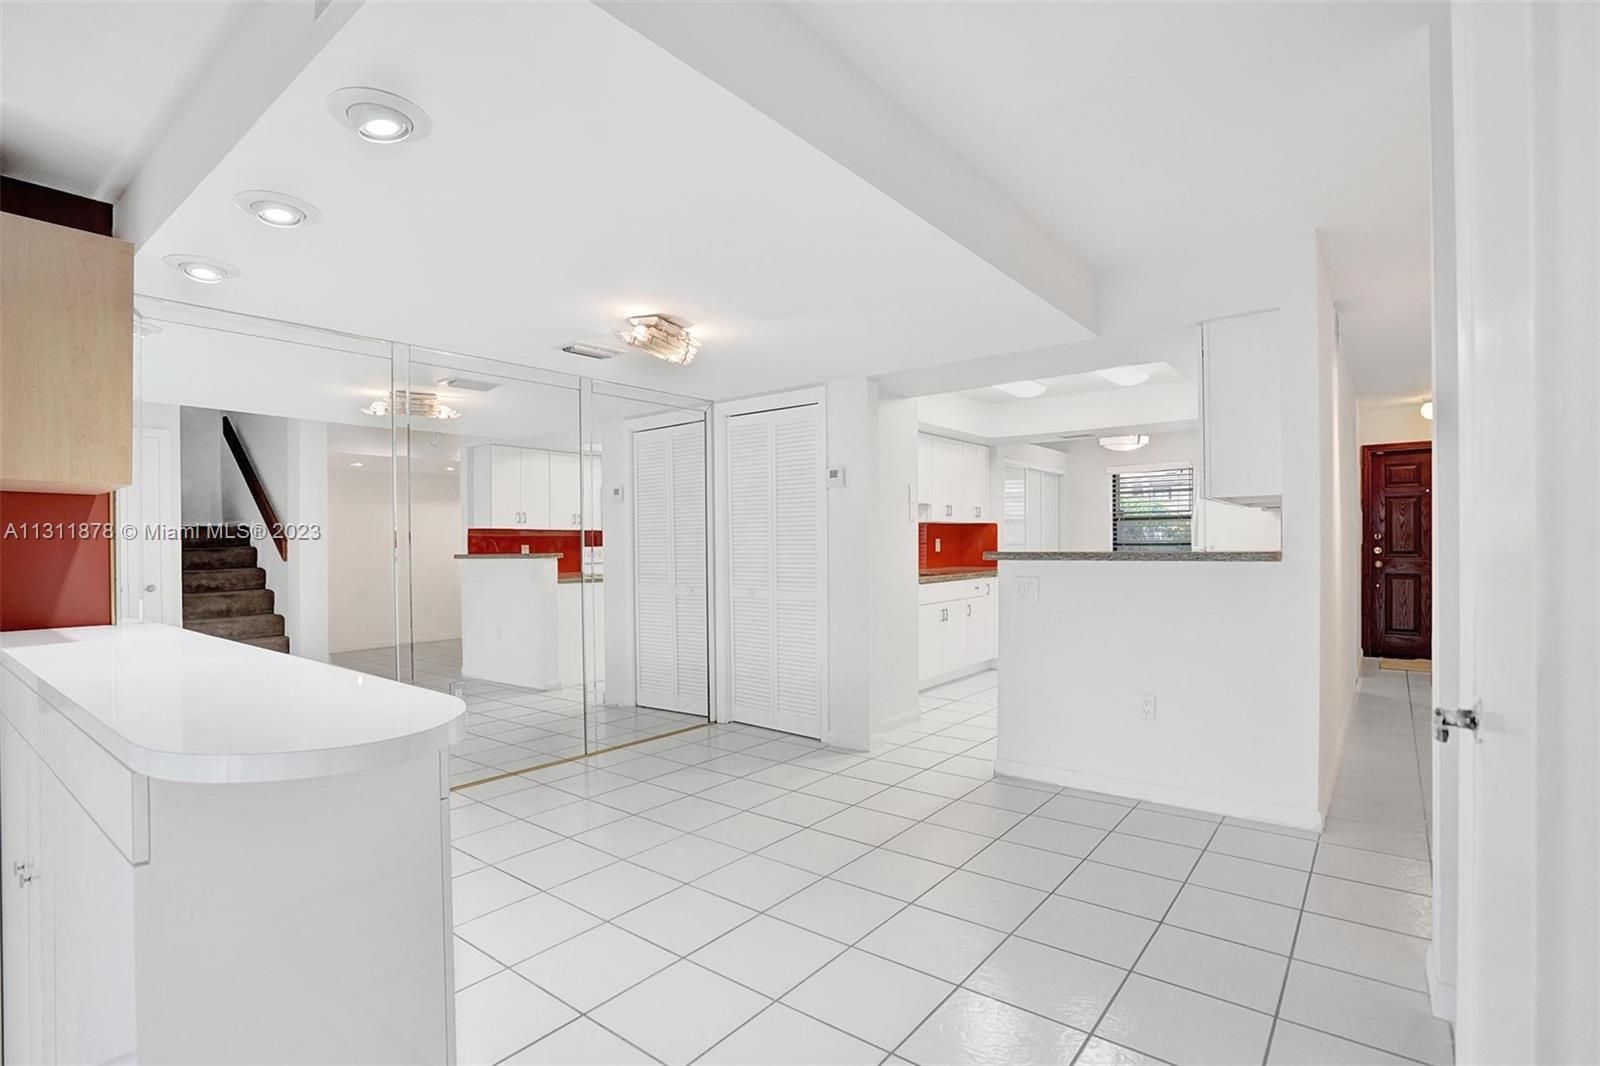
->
[39,769,136,1066]
[933,436,962,519]
[519,450,551,527]
[1203,311,1282,504]
[918,602,947,682]
[917,435,936,508]
[970,584,999,662]
[0,720,37,1066]
[489,446,525,526]
[547,452,581,529]
[964,443,991,521]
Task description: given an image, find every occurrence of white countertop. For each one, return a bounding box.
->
[0,623,465,784]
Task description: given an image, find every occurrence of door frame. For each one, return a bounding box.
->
[1359,440,1433,658]
[711,387,829,740]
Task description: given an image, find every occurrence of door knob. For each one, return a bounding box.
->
[144,583,157,592]
[1374,560,1383,568]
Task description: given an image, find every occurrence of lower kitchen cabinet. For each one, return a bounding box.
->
[917,578,998,689]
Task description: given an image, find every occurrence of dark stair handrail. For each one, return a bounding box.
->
[221,415,288,562]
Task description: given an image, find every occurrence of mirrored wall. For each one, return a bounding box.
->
[123,299,712,787]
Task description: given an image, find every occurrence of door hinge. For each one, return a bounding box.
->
[1434,704,1481,743]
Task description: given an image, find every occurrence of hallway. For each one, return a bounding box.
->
[447,667,1452,1065]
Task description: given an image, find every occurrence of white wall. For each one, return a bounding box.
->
[179,406,223,523]
[870,395,921,741]
[1358,400,1434,446]
[1057,431,1202,551]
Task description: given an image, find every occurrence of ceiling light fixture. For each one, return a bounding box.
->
[561,343,624,361]
[991,380,1047,399]
[233,190,320,228]
[1420,400,1434,421]
[616,314,699,365]
[361,389,461,420]
[162,254,239,284]
[327,87,432,144]
[1098,434,1151,452]
[349,461,365,468]
[1094,365,1151,388]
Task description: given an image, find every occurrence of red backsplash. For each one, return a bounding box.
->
[918,522,998,571]
[466,528,602,576]
[0,491,114,631]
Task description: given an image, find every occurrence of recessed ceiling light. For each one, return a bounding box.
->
[992,380,1047,399]
[327,87,432,144]
[349,461,365,468]
[1094,365,1151,388]
[162,254,239,284]
[233,190,320,228]
[1420,400,1434,420]
[1098,434,1150,452]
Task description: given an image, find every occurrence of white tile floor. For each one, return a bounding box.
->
[331,639,705,787]
[448,667,1453,1066]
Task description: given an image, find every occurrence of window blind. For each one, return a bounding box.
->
[1111,467,1194,552]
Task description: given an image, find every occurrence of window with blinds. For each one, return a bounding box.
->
[1111,466,1194,552]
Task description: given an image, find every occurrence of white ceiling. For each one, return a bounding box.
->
[129,1,1084,401]
[0,0,247,200]
[955,363,1184,406]
[791,0,1438,399]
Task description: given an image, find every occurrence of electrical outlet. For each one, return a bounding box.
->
[1139,694,1157,721]
[934,537,942,553]
[1015,577,1039,601]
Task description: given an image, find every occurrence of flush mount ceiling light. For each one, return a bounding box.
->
[1420,400,1435,421]
[232,190,320,228]
[361,389,461,420]
[326,87,432,144]
[1094,365,1151,388]
[616,314,700,365]
[1098,434,1151,452]
[162,254,239,284]
[991,380,1047,399]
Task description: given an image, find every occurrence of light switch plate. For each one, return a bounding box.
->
[826,466,846,488]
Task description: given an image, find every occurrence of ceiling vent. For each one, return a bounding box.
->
[561,343,623,360]
[435,377,498,392]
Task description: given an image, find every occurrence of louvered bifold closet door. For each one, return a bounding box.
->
[727,405,823,738]
[633,428,677,711]
[668,423,709,713]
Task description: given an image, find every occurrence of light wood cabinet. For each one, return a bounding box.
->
[0,213,133,493]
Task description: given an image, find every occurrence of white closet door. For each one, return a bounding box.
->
[1002,465,1026,549]
[1039,472,1063,550]
[633,422,708,716]
[727,405,824,738]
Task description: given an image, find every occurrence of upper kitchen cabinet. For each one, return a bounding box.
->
[1201,311,1282,507]
[470,445,596,529]
[0,213,133,493]
[917,433,992,523]
[547,451,581,529]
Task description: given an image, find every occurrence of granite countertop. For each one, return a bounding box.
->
[919,567,999,584]
[984,550,1282,562]
[452,552,563,560]
[557,574,604,584]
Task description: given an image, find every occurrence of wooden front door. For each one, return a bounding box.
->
[1362,442,1432,658]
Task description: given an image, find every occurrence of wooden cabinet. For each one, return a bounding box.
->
[917,434,992,523]
[1201,311,1282,506]
[917,578,998,688]
[0,213,133,493]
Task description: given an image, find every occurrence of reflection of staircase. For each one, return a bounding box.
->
[181,525,289,653]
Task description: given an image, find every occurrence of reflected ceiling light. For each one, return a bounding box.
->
[1420,400,1434,421]
[616,314,699,365]
[162,254,239,284]
[991,380,1046,399]
[1094,365,1151,387]
[326,87,432,144]
[445,465,457,472]
[233,190,320,228]
[361,389,461,420]
[349,461,365,468]
[1098,434,1150,452]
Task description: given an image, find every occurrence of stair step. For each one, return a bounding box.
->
[182,567,266,594]
[184,614,285,640]
[181,524,251,549]
[183,588,275,620]
[239,635,291,654]
[182,545,257,570]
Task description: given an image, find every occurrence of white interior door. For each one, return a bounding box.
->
[632,422,708,716]
[117,426,181,623]
[725,405,824,739]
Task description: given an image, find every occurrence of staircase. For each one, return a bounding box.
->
[181,525,289,653]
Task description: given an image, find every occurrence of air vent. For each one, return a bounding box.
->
[435,377,498,392]
[561,343,623,360]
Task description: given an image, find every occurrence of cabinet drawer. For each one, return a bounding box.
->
[918,579,996,606]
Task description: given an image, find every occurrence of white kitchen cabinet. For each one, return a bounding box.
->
[548,451,582,529]
[1201,311,1282,506]
[917,578,998,688]
[917,434,992,523]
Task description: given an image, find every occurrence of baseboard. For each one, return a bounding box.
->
[994,757,1324,832]
[918,659,998,692]
[1426,941,1457,1023]
[867,705,924,751]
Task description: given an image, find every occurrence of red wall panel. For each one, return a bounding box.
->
[465,528,602,576]
[0,491,114,631]
[917,522,998,572]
